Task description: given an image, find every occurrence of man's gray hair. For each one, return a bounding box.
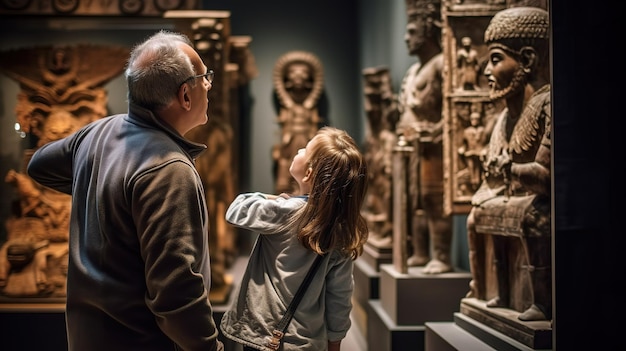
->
[126,30,196,110]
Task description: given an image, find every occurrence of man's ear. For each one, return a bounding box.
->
[519,46,537,73]
[178,83,192,111]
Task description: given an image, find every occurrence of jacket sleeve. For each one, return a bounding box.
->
[27,133,76,195]
[133,160,223,351]
[225,192,302,233]
[324,255,353,342]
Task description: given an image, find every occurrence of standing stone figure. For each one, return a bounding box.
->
[457,111,487,193]
[272,51,324,194]
[397,0,453,274]
[361,66,398,248]
[456,36,480,91]
[466,6,551,321]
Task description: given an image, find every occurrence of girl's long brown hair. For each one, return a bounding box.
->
[288,126,369,259]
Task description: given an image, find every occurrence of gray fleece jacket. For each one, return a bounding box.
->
[27,103,223,351]
[220,192,353,351]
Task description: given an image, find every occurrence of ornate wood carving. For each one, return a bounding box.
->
[0,44,129,298]
[0,0,198,16]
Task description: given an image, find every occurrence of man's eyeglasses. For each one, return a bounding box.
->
[180,69,214,87]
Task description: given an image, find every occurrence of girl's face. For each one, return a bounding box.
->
[289,136,317,188]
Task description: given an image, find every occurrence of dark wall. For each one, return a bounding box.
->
[203,0,362,194]
[551,1,622,349]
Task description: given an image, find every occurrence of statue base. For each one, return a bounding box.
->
[426,312,551,351]
[366,264,471,351]
[457,297,552,349]
[361,241,392,271]
[379,264,471,325]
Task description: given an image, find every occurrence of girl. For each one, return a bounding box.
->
[220,126,369,351]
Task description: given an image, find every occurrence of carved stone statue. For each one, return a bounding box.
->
[361,66,398,248]
[457,110,487,193]
[456,36,480,91]
[465,6,551,321]
[396,0,453,274]
[272,51,324,194]
[0,45,129,297]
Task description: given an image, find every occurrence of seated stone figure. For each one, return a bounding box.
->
[465,6,551,322]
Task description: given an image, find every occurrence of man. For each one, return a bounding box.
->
[27,30,225,350]
[466,7,551,321]
[397,0,453,274]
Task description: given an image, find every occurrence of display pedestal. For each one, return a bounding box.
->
[366,264,471,351]
[425,313,551,351]
[460,298,551,349]
[361,241,392,270]
[424,298,552,351]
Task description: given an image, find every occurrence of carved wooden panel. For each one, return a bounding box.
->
[442,1,507,215]
[0,0,198,16]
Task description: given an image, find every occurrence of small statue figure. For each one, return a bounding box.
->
[457,111,487,193]
[456,36,480,91]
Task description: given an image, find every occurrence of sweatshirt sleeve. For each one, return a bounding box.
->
[225,192,303,233]
[324,255,354,342]
[27,134,76,195]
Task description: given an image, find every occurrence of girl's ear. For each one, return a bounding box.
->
[302,166,313,183]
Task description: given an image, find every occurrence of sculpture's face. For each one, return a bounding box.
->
[286,63,311,90]
[484,46,527,101]
[404,17,427,55]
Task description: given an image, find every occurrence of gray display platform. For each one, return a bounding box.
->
[425,312,552,351]
[361,241,392,271]
[459,298,552,349]
[368,299,426,351]
[379,264,471,325]
[366,264,472,351]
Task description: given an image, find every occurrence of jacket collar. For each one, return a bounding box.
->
[127,103,207,159]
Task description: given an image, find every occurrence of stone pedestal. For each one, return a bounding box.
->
[361,241,392,271]
[367,299,425,351]
[425,312,552,351]
[366,264,472,351]
[380,264,471,324]
[458,298,552,349]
